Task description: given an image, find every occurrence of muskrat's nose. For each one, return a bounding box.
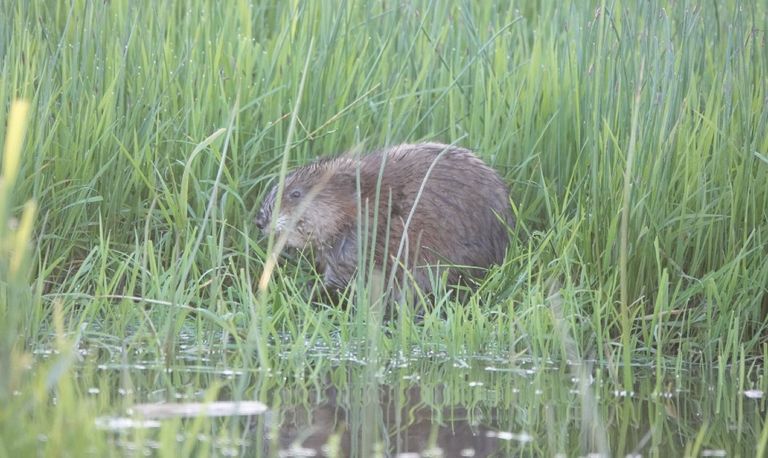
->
[255,211,266,231]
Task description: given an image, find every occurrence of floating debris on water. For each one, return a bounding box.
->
[129,400,268,419]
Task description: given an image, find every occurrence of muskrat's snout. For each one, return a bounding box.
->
[254,208,268,232]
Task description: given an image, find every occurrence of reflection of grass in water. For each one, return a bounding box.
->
[1,0,767,456]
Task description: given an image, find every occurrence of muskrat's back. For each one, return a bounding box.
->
[256,142,514,297]
[356,143,512,281]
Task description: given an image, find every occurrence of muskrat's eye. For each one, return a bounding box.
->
[290,190,302,199]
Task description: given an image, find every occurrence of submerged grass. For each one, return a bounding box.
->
[1,0,767,456]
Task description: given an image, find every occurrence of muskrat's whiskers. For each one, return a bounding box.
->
[274,215,288,232]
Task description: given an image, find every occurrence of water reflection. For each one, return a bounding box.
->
[268,382,508,457]
[66,332,767,457]
[246,360,766,458]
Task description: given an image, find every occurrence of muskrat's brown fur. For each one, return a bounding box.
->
[255,142,514,299]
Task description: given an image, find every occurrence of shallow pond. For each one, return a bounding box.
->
[32,328,767,457]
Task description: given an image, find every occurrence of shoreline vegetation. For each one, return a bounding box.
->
[1,1,767,456]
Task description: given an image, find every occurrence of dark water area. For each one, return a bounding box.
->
[246,362,765,457]
[38,329,767,457]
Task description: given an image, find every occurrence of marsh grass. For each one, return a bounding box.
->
[1,0,767,456]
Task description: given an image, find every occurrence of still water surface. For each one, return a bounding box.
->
[45,329,766,457]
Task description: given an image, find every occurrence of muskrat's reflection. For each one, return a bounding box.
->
[265,382,501,458]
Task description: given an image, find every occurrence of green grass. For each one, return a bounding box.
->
[1,0,767,456]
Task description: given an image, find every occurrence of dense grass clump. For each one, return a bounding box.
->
[1,1,767,456]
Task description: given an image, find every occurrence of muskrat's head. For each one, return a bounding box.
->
[255,159,356,249]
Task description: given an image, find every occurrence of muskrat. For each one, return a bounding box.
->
[255,142,514,300]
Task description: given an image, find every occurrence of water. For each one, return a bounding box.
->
[38,330,767,457]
